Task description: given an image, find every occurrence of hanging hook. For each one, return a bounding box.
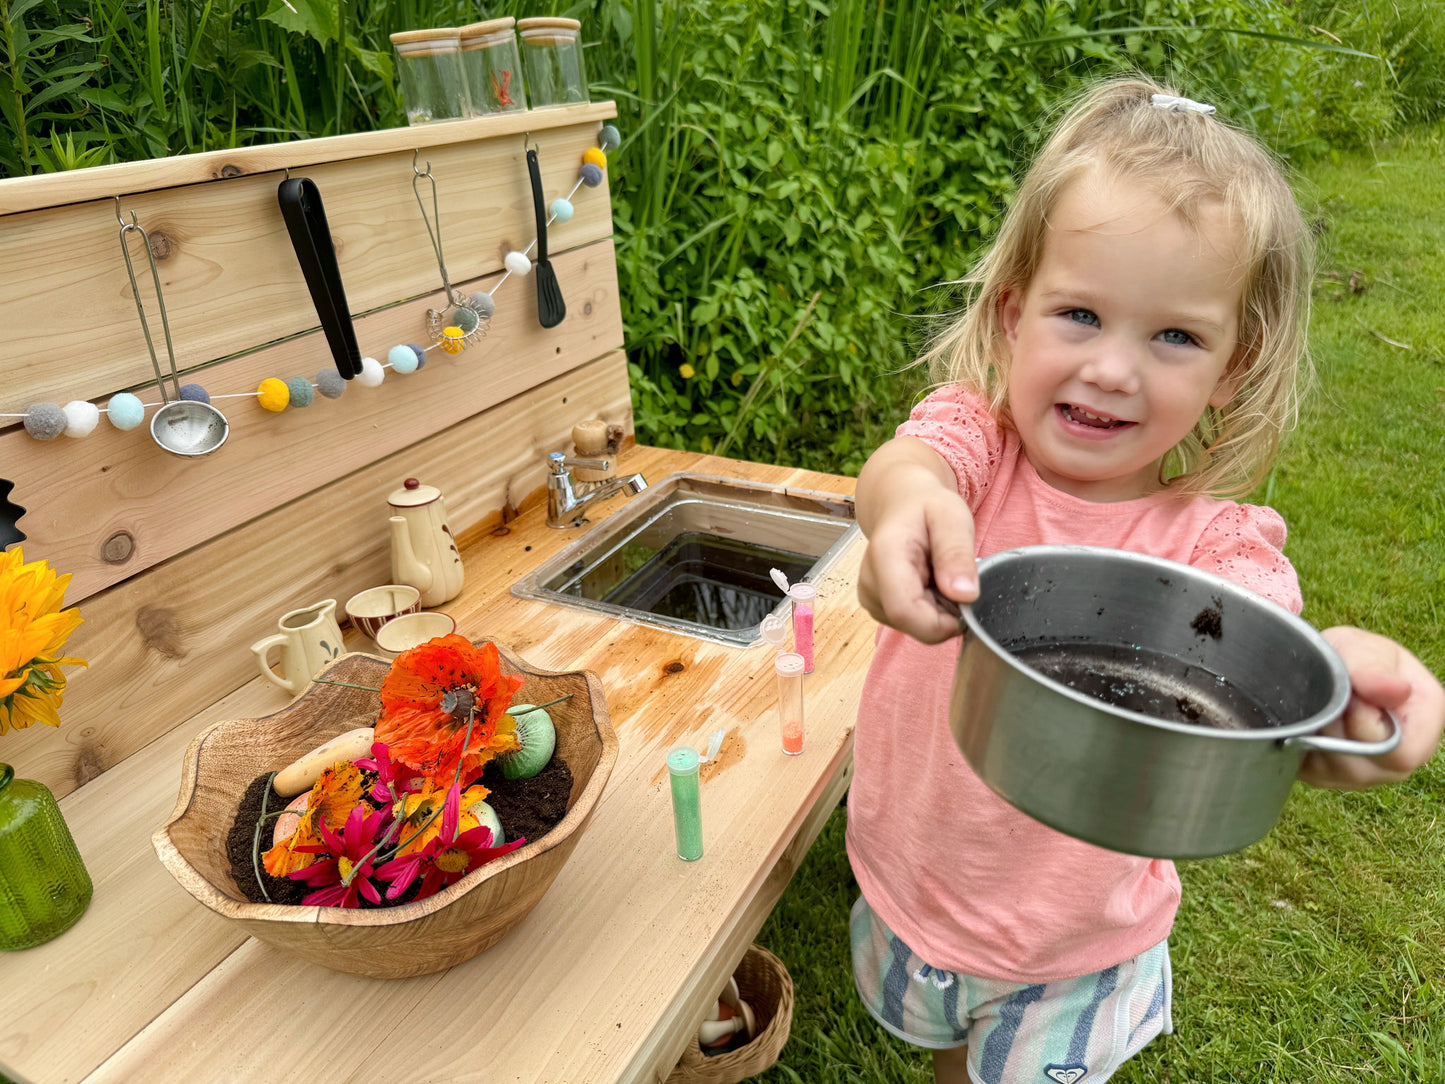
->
[412,149,431,178]
[114,194,135,230]
[411,156,453,304]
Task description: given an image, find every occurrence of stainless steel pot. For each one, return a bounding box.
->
[949,546,1401,859]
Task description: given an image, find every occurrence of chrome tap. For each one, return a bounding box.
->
[546,451,648,528]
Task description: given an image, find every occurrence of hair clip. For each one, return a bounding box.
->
[1151,93,1215,115]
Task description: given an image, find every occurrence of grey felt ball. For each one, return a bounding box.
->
[453,306,480,334]
[580,162,604,188]
[23,403,66,440]
[316,368,347,399]
[285,376,315,407]
[178,383,211,403]
[409,343,429,370]
[599,124,621,151]
[470,291,496,318]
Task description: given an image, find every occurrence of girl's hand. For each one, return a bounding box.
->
[1297,626,1444,789]
[855,438,979,644]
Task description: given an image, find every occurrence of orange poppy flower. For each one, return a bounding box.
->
[374,635,523,787]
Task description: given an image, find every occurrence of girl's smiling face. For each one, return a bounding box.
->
[1000,170,1248,502]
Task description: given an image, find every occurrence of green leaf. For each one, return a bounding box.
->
[260,0,338,47]
[76,87,130,112]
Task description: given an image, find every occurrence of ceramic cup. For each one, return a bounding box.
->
[251,599,346,695]
[374,611,457,656]
[345,584,422,643]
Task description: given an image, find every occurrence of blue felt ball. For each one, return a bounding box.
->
[409,343,429,370]
[316,368,347,399]
[23,403,66,440]
[471,291,496,318]
[107,393,146,431]
[178,383,211,403]
[599,124,621,151]
[388,344,419,374]
[580,162,604,188]
[453,306,480,334]
[285,376,315,407]
[550,197,574,223]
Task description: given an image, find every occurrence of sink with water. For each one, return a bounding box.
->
[512,472,858,646]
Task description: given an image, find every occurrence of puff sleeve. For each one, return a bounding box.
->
[1191,503,1302,615]
[895,385,1006,510]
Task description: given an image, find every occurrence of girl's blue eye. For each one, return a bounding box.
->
[1161,328,1196,347]
[1067,309,1099,327]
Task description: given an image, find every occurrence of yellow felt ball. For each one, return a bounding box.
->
[439,327,466,355]
[257,377,291,412]
[582,147,607,170]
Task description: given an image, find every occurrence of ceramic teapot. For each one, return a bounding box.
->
[388,477,465,607]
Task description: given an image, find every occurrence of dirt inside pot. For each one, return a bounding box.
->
[226,755,574,907]
[1009,642,1277,730]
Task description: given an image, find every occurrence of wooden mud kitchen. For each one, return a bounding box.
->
[0,101,875,1082]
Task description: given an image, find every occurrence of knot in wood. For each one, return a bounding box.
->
[663,660,685,675]
[148,230,174,260]
[102,530,134,563]
[136,606,187,658]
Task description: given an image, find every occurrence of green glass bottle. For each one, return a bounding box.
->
[0,763,93,950]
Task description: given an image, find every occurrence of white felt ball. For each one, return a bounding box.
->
[62,400,101,437]
[106,392,146,430]
[504,251,532,276]
[356,356,385,387]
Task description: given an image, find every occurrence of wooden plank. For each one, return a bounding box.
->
[4,350,634,800]
[44,464,868,1084]
[0,102,617,217]
[1,237,625,602]
[0,122,614,420]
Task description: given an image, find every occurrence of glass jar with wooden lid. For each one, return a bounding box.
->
[459,18,527,115]
[516,17,589,107]
[389,28,472,124]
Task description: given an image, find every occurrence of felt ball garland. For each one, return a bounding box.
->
[7,126,615,440]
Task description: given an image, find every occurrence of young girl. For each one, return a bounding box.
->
[847,76,1444,1083]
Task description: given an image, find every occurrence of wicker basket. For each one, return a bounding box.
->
[665,943,794,1084]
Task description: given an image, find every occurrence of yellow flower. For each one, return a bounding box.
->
[679,363,695,379]
[0,547,87,735]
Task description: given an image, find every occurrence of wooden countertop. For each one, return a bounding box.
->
[1,445,872,1084]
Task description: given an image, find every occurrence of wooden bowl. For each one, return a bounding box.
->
[152,642,617,978]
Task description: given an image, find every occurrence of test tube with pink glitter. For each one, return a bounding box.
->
[770,569,818,674]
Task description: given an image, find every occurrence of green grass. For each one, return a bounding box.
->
[753,128,1445,1084]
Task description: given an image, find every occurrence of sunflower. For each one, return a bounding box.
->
[373,635,523,787]
[1,547,87,735]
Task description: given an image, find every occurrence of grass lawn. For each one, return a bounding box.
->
[752,127,1445,1083]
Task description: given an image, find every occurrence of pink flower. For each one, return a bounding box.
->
[288,802,390,908]
[376,782,525,901]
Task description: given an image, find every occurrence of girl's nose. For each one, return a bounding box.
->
[1080,338,1141,395]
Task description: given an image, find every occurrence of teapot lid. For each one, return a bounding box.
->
[388,477,442,508]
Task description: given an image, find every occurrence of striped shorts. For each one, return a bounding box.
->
[850,896,1172,1084]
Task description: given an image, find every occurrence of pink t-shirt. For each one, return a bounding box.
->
[846,386,1302,983]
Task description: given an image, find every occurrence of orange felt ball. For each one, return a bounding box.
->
[582,147,607,170]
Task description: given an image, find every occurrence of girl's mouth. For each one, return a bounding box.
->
[1059,404,1130,430]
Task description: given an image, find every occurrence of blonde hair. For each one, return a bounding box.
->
[922,75,1313,498]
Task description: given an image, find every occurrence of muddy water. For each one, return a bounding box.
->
[1010,641,1276,730]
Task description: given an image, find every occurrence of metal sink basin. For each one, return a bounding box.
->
[512,472,858,646]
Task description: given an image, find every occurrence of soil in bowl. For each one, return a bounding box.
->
[1010,641,1277,731]
[226,756,574,907]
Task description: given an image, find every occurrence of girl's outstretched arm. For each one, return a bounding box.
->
[1299,626,1444,788]
[855,436,978,644]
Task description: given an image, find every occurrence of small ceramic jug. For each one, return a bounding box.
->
[388,478,465,607]
[250,599,346,695]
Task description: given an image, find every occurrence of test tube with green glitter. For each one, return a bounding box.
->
[667,744,704,861]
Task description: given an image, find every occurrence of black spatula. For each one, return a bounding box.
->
[527,147,566,328]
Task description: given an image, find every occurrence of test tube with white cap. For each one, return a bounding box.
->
[761,612,805,754]
[770,568,817,673]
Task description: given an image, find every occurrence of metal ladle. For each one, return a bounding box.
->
[116,198,230,457]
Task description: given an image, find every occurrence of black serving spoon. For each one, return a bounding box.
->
[526,148,566,329]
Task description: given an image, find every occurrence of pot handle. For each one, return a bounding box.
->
[1283,710,1402,756]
